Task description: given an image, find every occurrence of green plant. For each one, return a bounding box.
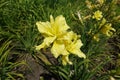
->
[0,39,26,80]
[0,0,120,80]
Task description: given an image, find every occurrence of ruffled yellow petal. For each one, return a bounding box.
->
[63,31,79,45]
[36,36,56,50]
[63,31,86,58]
[51,41,69,58]
[36,43,45,51]
[54,15,70,32]
[36,21,53,36]
[67,40,86,58]
[62,55,72,65]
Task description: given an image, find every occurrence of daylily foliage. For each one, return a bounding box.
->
[36,15,86,65]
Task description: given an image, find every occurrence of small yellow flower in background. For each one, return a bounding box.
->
[97,0,104,5]
[36,15,86,65]
[92,10,103,20]
[92,18,115,41]
[100,23,116,36]
[85,0,94,10]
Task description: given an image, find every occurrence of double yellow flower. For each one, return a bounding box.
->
[92,10,103,20]
[35,15,86,65]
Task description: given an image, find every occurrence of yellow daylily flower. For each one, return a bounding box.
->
[85,0,94,10]
[36,15,86,65]
[100,23,116,36]
[36,15,70,50]
[92,10,103,20]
